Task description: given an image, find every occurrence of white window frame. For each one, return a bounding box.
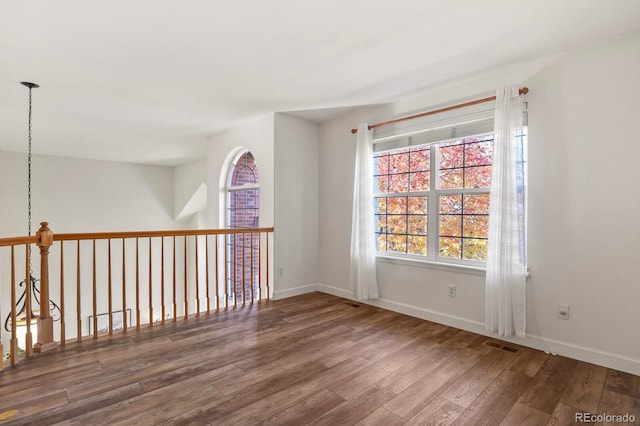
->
[225,150,260,299]
[225,150,260,229]
[226,184,260,228]
[374,133,494,270]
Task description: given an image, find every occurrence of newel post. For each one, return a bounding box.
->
[34,222,57,353]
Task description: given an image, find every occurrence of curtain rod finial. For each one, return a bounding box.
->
[519,87,529,95]
[351,128,358,134]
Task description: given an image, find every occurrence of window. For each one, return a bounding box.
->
[374,133,498,266]
[226,151,260,302]
[227,151,259,229]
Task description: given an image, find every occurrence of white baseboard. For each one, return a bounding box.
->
[515,335,640,377]
[272,283,319,300]
[314,284,355,300]
[314,284,640,376]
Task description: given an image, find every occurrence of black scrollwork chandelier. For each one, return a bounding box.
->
[3,82,60,336]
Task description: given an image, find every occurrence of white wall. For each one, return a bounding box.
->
[317,33,640,375]
[524,33,640,371]
[0,153,185,345]
[205,114,275,298]
[0,152,178,235]
[173,159,207,221]
[203,113,320,300]
[318,104,391,296]
[318,103,489,327]
[205,114,275,229]
[273,113,320,298]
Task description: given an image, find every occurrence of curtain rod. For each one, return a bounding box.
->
[350,87,529,134]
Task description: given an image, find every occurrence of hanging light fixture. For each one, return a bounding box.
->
[22,82,39,240]
[3,82,60,350]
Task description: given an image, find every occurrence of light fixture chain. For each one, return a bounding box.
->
[27,86,33,273]
[28,87,32,236]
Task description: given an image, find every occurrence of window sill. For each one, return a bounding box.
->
[376,254,486,276]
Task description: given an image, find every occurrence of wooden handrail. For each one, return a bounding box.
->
[0,235,39,247]
[54,227,275,241]
[54,224,274,332]
[1,221,274,369]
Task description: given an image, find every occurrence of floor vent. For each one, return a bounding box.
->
[345,303,360,308]
[484,341,520,353]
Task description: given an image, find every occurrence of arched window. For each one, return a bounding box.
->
[227,151,259,228]
[226,151,260,304]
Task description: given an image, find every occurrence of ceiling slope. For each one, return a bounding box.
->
[1,0,639,165]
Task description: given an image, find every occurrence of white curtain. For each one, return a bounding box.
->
[350,123,379,300]
[486,87,527,338]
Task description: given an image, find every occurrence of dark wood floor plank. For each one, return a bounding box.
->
[355,407,406,426]
[112,385,222,426]
[438,330,481,351]
[64,355,169,400]
[282,300,353,323]
[231,322,355,372]
[329,361,396,400]
[140,361,242,393]
[517,355,577,414]
[597,389,640,423]
[547,401,584,426]
[213,335,354,396]
[307,386,396,426]
[272,292,335,312]
[452,369,532,426]
[361,334,423,364]
[166,321,250,343]
[258,389,346,425]
[605,369,640,399]
[0,360,101,397]
[0,385,70,413]
[0,351,108,384]
[316,342,362,368]
[441,348,516,408]
[508,348,549,377]
[499,401,550,425]
[0,390,68,424]
[405,396,465,425]
[340,316,428,364]
[219,357,370,425]
[0,292,637,426]
[377,345,449,394]
[559,361,607,413]
[373,337,440,374]
[19,383,144,426]
[466,335,501,354]
[163,361,330,425]
[384,348,482,419]
[342,310,406,340]
[424,323,462,344]
[68,372,225,425]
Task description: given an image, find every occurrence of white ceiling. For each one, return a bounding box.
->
[1,1,639,166]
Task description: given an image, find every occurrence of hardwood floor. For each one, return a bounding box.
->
[0,292,638,425]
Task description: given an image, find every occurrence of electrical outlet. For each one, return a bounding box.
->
[448,284,456,297]
[558,304,570,320]
[278,266,283,277]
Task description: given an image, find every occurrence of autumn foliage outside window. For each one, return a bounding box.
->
[374,133,494,264]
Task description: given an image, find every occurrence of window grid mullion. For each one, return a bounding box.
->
[460,192,465,260]
[427,144,438,260]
